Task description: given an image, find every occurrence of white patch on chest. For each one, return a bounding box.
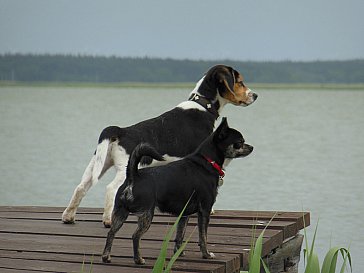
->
[223,158,232,169]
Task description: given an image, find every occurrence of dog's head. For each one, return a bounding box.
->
[198,65,258,107]
[213,117,253,161]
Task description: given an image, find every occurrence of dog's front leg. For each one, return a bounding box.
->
[197,210,215,259]
[174,215,189,256]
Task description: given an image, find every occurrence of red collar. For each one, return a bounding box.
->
[203,156,225,178]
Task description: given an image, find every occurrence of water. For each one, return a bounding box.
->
[1,86,363,271]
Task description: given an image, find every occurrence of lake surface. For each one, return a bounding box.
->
[1,86,363,271]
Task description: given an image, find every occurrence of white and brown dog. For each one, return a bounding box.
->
[62,65,258,227]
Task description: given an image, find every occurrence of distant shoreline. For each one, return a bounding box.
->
[1,81,363,90]
[1,55,363,84]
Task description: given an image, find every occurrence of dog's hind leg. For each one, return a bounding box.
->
[102,206,129,263]
[132,210,154,265]
[62,156,97,224]
[63,141,112,224]
[174,215,189,256]
[103,146,129,227]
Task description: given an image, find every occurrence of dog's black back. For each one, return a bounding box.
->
[121,153,218,215]
[99,108,216,163]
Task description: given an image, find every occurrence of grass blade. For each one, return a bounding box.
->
[322,247,340,273]
[339,248,352,273]
[261,257,271,273]
[304,220,320,273]
[152,193,193,273]
[322,246,352,273]
[80,255,85,273]
[306,251,320,273]
[164,226,197,273]
[248,220,257,267]
[249,230,264,273]
[247,213,277,273]
[88,255,94,273]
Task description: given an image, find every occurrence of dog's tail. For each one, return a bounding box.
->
[126,143,164,184]
[92,139,111,184]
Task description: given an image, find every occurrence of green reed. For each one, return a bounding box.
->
[241,215,352,273]
[152,194,195,273]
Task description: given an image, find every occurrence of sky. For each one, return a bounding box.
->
[0,0,363,61]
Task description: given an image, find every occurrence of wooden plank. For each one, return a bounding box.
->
[0,206,102,213]
[0,211,299,239]
[0,233,239,273]
[0,206,308,218]
[0,207,311,232]
[0,232,244,260]
[0,206,310,228]
[0,211,294,229]
[0,256,158,273]
[0,218,283,244]
[0,250,226,273]
[0,268,47,273]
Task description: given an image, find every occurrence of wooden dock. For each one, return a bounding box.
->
[0,206,309,273]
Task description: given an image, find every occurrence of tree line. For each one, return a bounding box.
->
[0,54,363,83]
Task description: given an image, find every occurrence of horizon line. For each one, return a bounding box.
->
[1,52,363,63]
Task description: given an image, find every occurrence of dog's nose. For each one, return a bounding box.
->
[252,93,258,100]
[246,144,253,152]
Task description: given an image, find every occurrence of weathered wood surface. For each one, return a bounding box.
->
[0,206,309,273]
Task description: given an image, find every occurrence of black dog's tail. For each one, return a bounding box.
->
[126,143,165,185]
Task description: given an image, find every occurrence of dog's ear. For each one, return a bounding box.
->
[217,67,236,96]
[213,117,229,142]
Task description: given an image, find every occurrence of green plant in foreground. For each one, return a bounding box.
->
[80,254,94,273]
[240,215,275,273]
[302,219,352,273]
[152,195,195,273]
[241,215,353,273]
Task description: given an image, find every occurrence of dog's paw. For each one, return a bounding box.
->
[134,257,145,265]
[102,254,111,263]
[62,212,75,224]
[210,208,215,215]
[203,252,215,259]
[62,208,76,224]
[62,218,75,224]
[103,220,112,228]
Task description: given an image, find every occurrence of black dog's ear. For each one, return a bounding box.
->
[213,117,229,142]
[217,66,236,95]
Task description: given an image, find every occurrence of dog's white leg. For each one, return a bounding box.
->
[103,146,128,228]
[62,150,112,224]
[62,156,96,224]
[103,170,125,227]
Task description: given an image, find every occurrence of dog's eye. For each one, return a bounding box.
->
[233,142,242,149]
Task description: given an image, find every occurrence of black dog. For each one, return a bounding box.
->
[102,118,253,264]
